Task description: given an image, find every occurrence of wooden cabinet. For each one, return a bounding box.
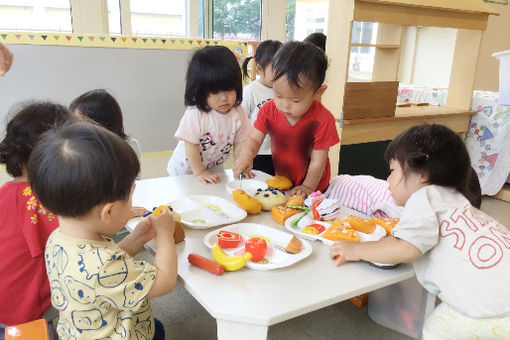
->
[322,0,498,178]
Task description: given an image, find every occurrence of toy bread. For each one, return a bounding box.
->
[371,217,399,235]
[271,205,301,225]
[232,189,262,214]
[265,175,293,190]
[172,211,185,243]
[285,236,302,254]
[322,222,360,242]
[286,195,304,207]
[336,216,376,234]
[254,189,287,211]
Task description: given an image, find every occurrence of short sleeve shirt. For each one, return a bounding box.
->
[167,106,252,175]
[254,100,339,191]
[45,230,157,339]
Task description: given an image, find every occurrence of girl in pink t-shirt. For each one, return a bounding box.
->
[0,101,73,325]
[167,46,251,184]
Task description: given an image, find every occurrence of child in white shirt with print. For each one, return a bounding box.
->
[167,46,252,184]
[330,124,510,339]
[241,40,282,175]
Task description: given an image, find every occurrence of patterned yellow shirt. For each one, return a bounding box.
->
[45,229,156,339]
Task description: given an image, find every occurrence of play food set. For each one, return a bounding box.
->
[188,253,224,275]
[245,238,268,261]
[167,195,247,228]
[265,175,293,190]
[271,205,301,225]
[253,188,287,210]
[204,223,312,271]
[226,179,268,195]
[142,204,185,243]
[217,230,242,248]
[212,243,253,271]
[232,189,262,214]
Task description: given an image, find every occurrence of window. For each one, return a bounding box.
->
[108,0,121,35]
[0,0,72,32]
[349,21,378,81]
[130,0,187,37]
[287,0,328,41]
[212,0,261,41]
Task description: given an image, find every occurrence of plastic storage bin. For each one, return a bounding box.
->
[368,277,430,339]
[493,49,510,106]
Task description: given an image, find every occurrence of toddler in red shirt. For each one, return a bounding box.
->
[234,41,340,196]
[0,101,73,325]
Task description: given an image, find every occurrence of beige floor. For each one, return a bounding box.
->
[3,154,509,340]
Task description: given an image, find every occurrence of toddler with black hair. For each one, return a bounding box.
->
[167,45,252,184]
[330,124,510,339]
[28,122,177,340]
[234,41,340,197]
[0,101,73,325]
[241,39,282,175]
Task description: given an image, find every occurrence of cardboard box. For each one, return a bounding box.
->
[342,81,399,120]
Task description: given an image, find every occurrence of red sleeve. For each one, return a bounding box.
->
[313,109,340,150]
[18,185,58,259]
[253,100,272,134]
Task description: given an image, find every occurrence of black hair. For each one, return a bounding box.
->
[0,101,72,178]
[384,124,481,208]
[242,40,282,80]
[69,89,127,139]
[184,46,243,112]
[27,122,140,218]
[272,41,328,91]
[303,32,326,52]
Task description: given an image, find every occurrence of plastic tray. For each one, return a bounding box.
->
[203,223,312,271]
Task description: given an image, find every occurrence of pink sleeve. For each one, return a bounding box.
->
[174,107,202,144]
[233,106,253,143]
[313,111,340,150]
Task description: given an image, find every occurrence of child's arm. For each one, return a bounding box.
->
[232,128,265,178]
[288,148,328,197]
[329,236,421,266]
[117,217,156,256]
[184,141,219,184]
[147,209,178,298]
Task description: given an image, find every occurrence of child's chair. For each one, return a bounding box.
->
[2,319,53,340]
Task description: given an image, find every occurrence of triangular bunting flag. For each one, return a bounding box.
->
[100,37,106,42]
[15,34,21,40]
[205,41,210,45]
[197,40,202,45]
[161,39,166,44]
[132,38,137,43]
[66,36,72,41]
[213,41,218,45]
[41,35,48,40]
[142,38,147,43]
[78,36,83,41]
[28,35,35,40]
[151,38,157,43]
[244,42,247,46]
[111,37,116,42]
[121,37,127,42]
[188,40,193,44]
[1,34,7,40]
[53,35,59,40]
[89,36,94,42]
[180,40,185,44]
[171,39,176,44]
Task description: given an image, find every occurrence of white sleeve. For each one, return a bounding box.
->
[392,187,439,254]
[241,84,254,120]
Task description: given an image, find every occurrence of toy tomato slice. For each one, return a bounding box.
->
[245,238,267,262]
[217,230,241,248]
[312,199,324,220]
[308,223,325,234]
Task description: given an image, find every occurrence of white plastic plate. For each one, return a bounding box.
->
[168,195,247,229]
[203,223,312,271]
[226,179,268,195]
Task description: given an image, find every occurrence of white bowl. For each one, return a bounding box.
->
[226,179,268,195]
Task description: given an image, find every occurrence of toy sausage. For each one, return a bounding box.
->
[188,253,224,275]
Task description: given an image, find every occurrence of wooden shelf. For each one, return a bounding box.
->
[494,185,510,203]
[351,43,400,49]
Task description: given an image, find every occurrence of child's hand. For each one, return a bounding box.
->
[288,184,314,198]
[329,241,361,266]
[233,157,253,179]
[149,208,175,236]
[198,170,219,184]
[129,206,150,219]
[131,218,157,244]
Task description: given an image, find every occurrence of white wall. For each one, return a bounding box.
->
[411,27,457,88]
[0,44,192,152]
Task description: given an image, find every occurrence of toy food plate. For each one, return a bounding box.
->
[203,223,312,270]
[168,195,247,229]
[284,211,387,246]
[226,179,268,195]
